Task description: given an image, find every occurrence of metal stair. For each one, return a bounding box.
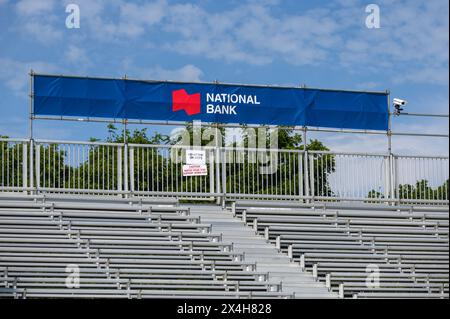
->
[188,205,337,299]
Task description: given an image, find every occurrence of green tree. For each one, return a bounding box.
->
[368,179,449,201]
[0,137,25,187]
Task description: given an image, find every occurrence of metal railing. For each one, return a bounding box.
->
[0,138,448,205]
[33,140,122,194]
[223,148,304,200]
[310,151,390,202]
[0,138,28,192]
[395,155,449,204]
[129,144,216,198]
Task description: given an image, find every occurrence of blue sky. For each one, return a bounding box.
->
[0,0,448,155]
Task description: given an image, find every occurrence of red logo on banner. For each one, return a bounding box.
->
[172,89,201,116]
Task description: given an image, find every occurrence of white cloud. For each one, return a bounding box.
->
[15,0,55,16]
[120,0,166,24]
[0,0,9,6]
[10,0,443,86]
[162,3,339,65]
[118,58,204,82]
[13,0,61,44]
[65,45,90,65]
[22,19,62,43]
[338,0,449,85]
[0,58,61,95]
[143,64,204,82]
[356,82,383,90]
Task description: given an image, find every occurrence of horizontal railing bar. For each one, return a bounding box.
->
[0,137,448,158]
[128,143,216,150]
[221,147,304,153]
[392,132,449,138]
[34,139,123,147]
[0,138,29,143]
[394,154,449,160]
[308,150,388,157]
[397,113,449,118]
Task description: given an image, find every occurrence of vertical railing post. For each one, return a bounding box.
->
[29,139,34,194]
[215,147,221,205]
[124,143,129,198]
[303,127,310,204]
[35,142,40,193]
[304,151,310,204]
[220,148,226,206]
[117,145,123,196]
[22,142,28,193]
[215,124,222,205]
[129,146,134,195]
[393,155,399,205]
[384,155,391,204]
[298,151,304,203]
[309,153,315,203]
[389,154,396,205]
[209,149,215,200]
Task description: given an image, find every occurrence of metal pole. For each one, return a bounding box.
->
[29,70,34,193]
[399,113,449,118]
[29,70,34,140]
[302,126,307,151]
[387,90,392,155]
[123,119,129,198]
[386,91,395,206]
[215,123,221,205]
[303,127,310,203]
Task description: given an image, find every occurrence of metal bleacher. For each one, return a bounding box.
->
[0,195,291,299]
[1,192,448,299]
[233,201,449,299]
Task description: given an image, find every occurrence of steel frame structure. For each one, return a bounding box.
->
[2,71,448,205]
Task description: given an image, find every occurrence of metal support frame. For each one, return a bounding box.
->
[29,70,34,195]
[16,73,449,206]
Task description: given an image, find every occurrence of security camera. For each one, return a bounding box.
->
[393,98,407,106]
[393,98,408,115]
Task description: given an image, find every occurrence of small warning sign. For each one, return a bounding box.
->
[182,165,208,177]
[186,150,206,165]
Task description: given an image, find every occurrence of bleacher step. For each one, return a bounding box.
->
[188,205,337,299]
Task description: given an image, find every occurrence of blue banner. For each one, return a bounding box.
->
[33,75,389,130]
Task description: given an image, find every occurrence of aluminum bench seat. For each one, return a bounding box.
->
[353,292,449,299]
[302,252,448,261]
[1,267,269,281]
[0,229,221,242]
[292,243,449,252]
[314,262,448,273]
[0,218,209,232]
[1,288,293,299]
[0,255,252,270]
[336,282,448,290]
[0,193,180,206]
[267,225,448,237]
[0,201,186,213]
[279,234,448,244]
[3,277,280,292]
[253,216,447,229]
[338,286,448,297]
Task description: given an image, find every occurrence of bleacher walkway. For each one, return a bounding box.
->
[188,205,336,298]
